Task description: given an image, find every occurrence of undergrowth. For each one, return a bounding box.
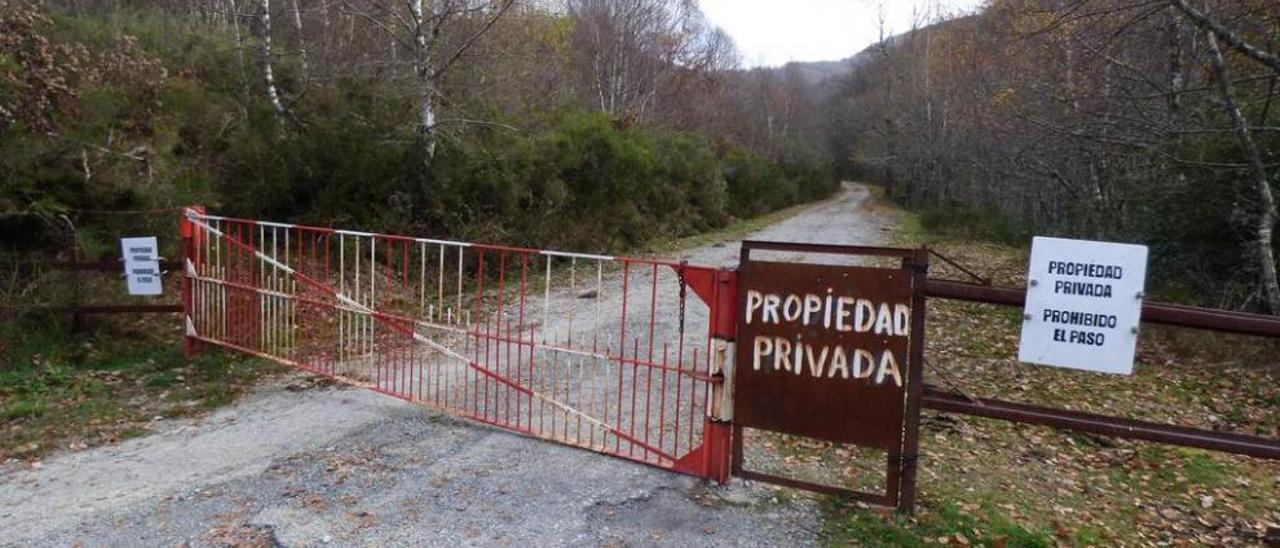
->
[0,312,283,460]
[811,187,1280,546]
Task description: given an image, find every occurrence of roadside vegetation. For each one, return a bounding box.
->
[817,4,1280,537]
[828,0,1280,313]
[0,312,284,461]
[0,2,837,462]
[3,0,1276,543]
[812,190,1280,546]
[1,3,837,254]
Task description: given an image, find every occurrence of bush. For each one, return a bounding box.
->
[723,148,783,217]
[919,204,1029,245]
[2,8,840,260]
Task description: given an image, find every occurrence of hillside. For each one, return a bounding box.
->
[824,0,1280,312]
[0,2,838,257]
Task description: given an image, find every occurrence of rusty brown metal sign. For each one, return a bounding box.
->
[730,241,928,510]
[734,260,913,447]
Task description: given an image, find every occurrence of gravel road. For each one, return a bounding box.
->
[0,183,896,547]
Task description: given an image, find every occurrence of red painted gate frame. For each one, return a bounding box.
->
[180,206,738,483]
[181,204,1280,515]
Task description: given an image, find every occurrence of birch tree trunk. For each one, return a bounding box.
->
[289,0,309,84]
[1166,6,1184,118]
[1204,27,1280,313]
[227,0,250,112]
[1170,0,1280,75]
[259,0,287,125]
[411,0,438,159]
[319,0,331,79]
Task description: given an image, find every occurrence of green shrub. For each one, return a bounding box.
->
[2,8,839,260]
[919,203,1029,245]
[723,148,782,217]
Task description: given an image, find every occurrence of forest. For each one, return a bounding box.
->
[0,0,836,258]
[828,0,1280,311]
[4,0,1280,305]
[2,3,1279,544]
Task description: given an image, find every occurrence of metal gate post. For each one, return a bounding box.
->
[703,269,737,483]
[180,205,205,358]
[896,248,929,513]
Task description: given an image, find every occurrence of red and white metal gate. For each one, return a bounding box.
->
[179,207,734,480]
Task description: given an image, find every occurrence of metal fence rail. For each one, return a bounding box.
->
[180,208,730,477]
[0,257,182,323]
[177,209,1279,506]
[926,279,1280,338]
[922,277,1280,460]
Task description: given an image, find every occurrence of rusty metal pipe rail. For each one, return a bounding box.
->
[921,387,1280,460]
[0,304,182,314]
[925,279,1280,338]
[923,279,1280,460]
[49,259,182,272]
[3,259,183,318]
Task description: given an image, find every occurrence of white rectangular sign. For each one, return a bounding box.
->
[120,236,163,296]
[1018,236,1148,375]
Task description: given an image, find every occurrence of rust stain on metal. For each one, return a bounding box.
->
[925,278,1280,338]
[732,259,914,449]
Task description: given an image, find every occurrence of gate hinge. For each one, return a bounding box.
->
[709,338,734,422]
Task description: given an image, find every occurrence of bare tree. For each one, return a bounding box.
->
[410,0,437,153]
[339,0,514,159]
[1203,17,1280,312]
[1169,0,1280,75]
[227,0,251,112]
[569,0,731,123]
[289,0,309,83]
[828,0,1280,309]
[258,0,286,124]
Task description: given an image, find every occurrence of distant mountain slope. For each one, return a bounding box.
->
[766,14,977,87]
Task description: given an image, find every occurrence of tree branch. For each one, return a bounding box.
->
[1168,0,1280,75]
[429,117,522,132]
[340,1,414,52]
[430,0,514,80]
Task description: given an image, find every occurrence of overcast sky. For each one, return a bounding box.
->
[699,0,988,67]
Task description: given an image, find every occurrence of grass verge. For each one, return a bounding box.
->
[813,186,1279,546]
[0,312,284,461]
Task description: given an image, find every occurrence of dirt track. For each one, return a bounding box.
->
[0,183,896,547]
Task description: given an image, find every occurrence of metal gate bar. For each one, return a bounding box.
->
[923,278,1280,461]
[927,278,1280,337]
[180,208,731,478]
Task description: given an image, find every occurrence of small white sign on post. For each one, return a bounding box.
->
[120,236,163,296]
[1018,236,1148,375]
